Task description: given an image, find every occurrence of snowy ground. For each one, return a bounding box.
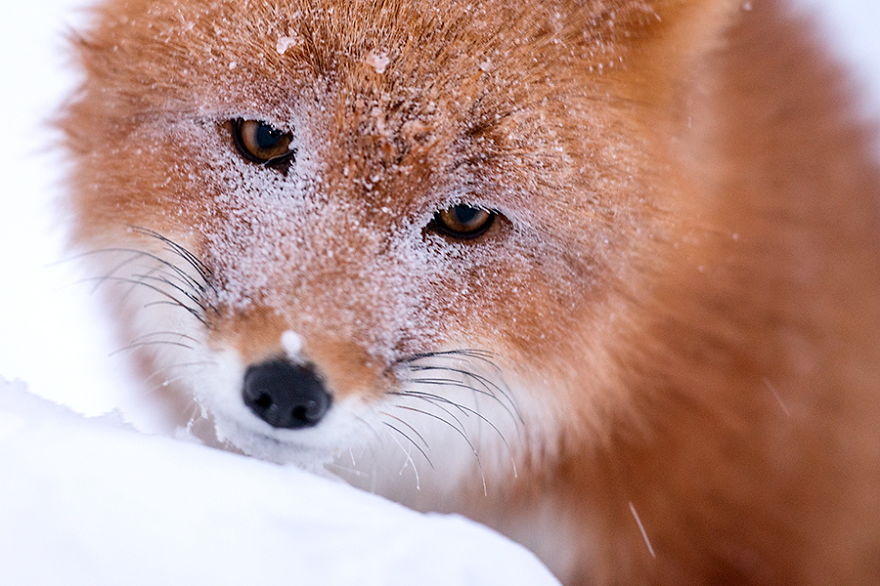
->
[0,1,877,584]
[0,380,558,585]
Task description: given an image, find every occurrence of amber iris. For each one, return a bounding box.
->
[232,119,295,165]
[431,204,496,240]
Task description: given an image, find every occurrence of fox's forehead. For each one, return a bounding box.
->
[97,0,657,49]
[89,0,587,192]
[83,0,659,112]
[85,6,610,226]
[81,0,676,177]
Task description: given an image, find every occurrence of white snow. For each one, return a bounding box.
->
[0,379,559,586]
[276,35,299,55]
[364,50,391,74]
[281,329,305,359]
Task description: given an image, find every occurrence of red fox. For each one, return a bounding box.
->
[61,0,880,582]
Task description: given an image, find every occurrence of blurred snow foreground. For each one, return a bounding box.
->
[0,380,558,586]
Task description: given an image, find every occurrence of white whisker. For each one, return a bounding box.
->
[628,501,656,559]
[763,378,791,417]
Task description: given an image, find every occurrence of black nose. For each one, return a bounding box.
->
[242,360,332,429]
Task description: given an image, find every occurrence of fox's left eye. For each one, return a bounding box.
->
[430,204,497,240]
[232,119,295,166]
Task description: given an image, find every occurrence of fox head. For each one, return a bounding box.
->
[62,0,740,491]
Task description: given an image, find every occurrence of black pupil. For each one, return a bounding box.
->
[453,205,482,225]
[256,123,284,150]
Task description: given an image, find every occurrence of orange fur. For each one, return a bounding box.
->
[61,0,880,583]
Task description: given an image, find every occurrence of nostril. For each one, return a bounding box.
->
[292,399,324,424]
[292,405,309,422]
[255,392,273,410]
[242,360,332,430]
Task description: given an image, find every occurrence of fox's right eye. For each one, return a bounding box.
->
[231,119,295,166]
[429,204,497,240]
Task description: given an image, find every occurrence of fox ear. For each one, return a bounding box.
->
[609,0,741,38]
[615,0,743,58]
[591,0,744,101]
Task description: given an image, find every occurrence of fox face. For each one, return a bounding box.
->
[65,0,726,477]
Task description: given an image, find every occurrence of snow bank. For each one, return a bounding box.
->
[0,380,558,586]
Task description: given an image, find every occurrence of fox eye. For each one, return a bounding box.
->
[430,204,496,240]
[232,119,295,166]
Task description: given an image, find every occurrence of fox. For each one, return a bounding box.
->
[60,0,880,583]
